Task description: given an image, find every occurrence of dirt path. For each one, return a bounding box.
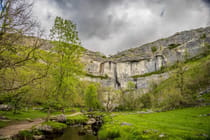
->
[0,118,44,139]
[0,112,83,139]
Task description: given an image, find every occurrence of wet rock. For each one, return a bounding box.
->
[33,135,45,140]
[200,133,208,137]
[159,134,165,138]
[36,125,53,133]
[87,118,96,125]
[199,87,210,95]
[56,114,66,123]
[0,104,12,111]
[0,116,9,120]
[50,114,66,123]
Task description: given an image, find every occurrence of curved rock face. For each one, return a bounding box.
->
[82,26,210,91]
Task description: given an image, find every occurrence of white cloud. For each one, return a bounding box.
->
[32,0,210,55]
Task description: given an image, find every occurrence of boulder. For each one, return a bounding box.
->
[36,125,53,133]
[56,114,66,123]
[33,135,45,140]
[0,104,12,111]
[86,118,96,125]
[159,134,165,138]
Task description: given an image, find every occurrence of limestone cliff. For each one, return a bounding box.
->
[82,26,210,91]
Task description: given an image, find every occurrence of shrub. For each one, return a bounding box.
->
[151,46,157,53]
[200,33,206,39]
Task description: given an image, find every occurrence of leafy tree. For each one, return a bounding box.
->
[84,84,100,111]
[49,16,84,113]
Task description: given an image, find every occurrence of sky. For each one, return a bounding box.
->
[32,0,210,55]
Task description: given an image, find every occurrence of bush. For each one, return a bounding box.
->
[137,93,153,109]
[151,46,157,53]
[200,33,206,39]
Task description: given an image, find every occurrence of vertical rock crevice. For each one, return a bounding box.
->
[99,62,104,74]
[114,63,121,88]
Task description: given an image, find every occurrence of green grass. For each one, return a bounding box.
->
[42,121,67,130]
[0,110,47,128]
[99,106,210,139]
[66,114,88,125]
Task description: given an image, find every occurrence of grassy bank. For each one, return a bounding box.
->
[99,106,210,139]
[0,109,79,128]
[0,110,47,128]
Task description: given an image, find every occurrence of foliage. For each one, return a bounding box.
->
[117,82,141,111]
[46,16,84,113]
[151,46,157,53]
[66,114,88,125]
[0,110,47,128]
[138,54,210,110]
[18,130,33,140]
[42,121,67,130]
[50,16,80,45]
[84,84,101,110]
[101,87,120,112]
[200,33,206,39]
[99,106,210,139]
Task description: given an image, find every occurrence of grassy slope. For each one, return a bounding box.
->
[99,106,210,140]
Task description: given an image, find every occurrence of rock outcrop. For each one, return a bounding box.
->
[82,26,210,91]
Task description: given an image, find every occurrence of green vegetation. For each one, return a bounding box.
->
[85,73,109,79]
[168,43,181,49]
[0,1,210,140]
[132,68,166,78]
[85,84,101,110]
[18,130,34,140]
[99,106,210,139]
[66,114,88,125]
[42,121,67,130]
[137,54,210,110]
[0,110,47,128]
[151,46,157,53]
[200,33,207,39]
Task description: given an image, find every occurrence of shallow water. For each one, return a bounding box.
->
[54,126,97,140]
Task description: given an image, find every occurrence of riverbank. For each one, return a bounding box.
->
[0,111,84,139]
[1,106,210,140]
[98,106,210,139]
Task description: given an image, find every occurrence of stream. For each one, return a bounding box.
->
[54,126,97,140]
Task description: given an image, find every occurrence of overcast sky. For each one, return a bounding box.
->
[33,0,210,55]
